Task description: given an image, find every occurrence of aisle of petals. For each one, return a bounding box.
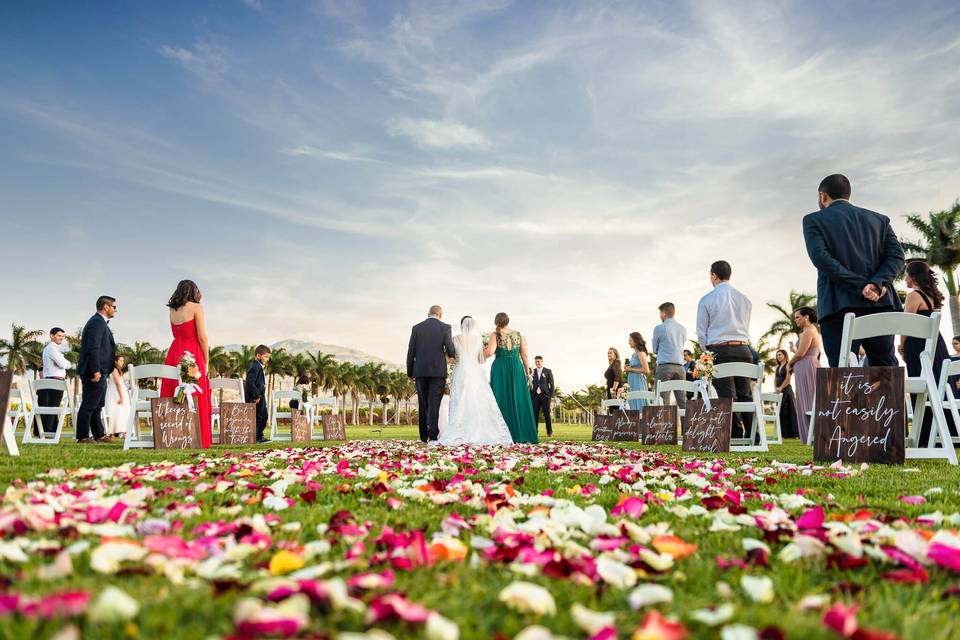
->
[1,441,959,639]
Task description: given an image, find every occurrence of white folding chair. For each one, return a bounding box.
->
[7,386,26,436]
[653,379,701,418]
[625,389,659,407]
[711,362,768,452]
[124,364,179,449]
[209,377,244,443]
[762,392,784,445]
[270,389,302,441]
[812,311,956,465]
[22,379,72,445]
[932,359,960,447]
[1,372,19,456]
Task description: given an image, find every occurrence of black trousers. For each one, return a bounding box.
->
[532,393,552,434]
[416,377,445,442]
[711,344,754,439]
[820,308,898,368]
[77,374,107,440]
[255,399,268,440]
[35,388,64,435]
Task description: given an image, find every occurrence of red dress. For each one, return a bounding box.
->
[160,319,212,448]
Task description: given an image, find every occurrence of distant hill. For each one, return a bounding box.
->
[223,340,398,368]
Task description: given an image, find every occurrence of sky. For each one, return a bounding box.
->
[2,0,960,390]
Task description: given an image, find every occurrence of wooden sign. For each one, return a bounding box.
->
[321,414,346,441]
[813,367,905,465]
[220,402,256,445]
[592,410,641,442]
[642,405,678,445]
[682,398,732,453]
[151,398,201,449]
[291,408,310,443]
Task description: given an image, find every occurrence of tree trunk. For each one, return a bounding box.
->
[949,292,960,338]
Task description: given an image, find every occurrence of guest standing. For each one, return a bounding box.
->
[245,345,272,443]
[485,313,538,443]
[898,261,957,446]
[604,348,622,400]
[103,354,130,438]
[682,350,696,382]
[530,355,555,436]
[696,261,754,438]
[651,303,688,410]
[160,280,212,448]
[788,307,822,443]
[625,333,651,410]
[37,327,71,435]
[802,174,905,367]
[76,296,117,443]
[773,350,798,439]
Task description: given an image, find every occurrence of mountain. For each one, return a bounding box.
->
[222,340,398,368]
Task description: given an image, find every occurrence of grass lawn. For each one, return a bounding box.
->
[1,424,959,640]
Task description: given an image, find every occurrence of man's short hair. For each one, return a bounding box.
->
[818,174,851,200]
[683,349,693,357]
[710,260,732,281]
[50,327,65,335]
[658,302,675,317]
[96,295,116,311]
[954,335,960,343]
[255,345,271,356]
[534,355,543,360]
[428,305,442,316]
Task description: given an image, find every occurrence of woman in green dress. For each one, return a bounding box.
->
[484,312,539,444]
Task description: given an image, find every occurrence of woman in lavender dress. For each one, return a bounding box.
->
[788,306,822,443]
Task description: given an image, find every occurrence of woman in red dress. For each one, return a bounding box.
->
[160,280,212,448]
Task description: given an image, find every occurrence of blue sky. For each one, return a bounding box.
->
[2,0,960,388]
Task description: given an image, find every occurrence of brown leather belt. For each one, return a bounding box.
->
[706,341,748,349]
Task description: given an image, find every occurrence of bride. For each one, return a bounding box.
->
[439,316,514,446]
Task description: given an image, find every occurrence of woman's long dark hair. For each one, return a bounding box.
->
[494,312,509,337]
[629,332,647,354]
[907,260,945,309]
[795,306,819,326]
[776,349,788,367]
[167,280,202,310]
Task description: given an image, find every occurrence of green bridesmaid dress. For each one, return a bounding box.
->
[489,330,539,444]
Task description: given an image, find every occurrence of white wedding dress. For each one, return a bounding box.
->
[439,317,513,446]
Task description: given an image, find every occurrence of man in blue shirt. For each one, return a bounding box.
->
[651,302,688,411]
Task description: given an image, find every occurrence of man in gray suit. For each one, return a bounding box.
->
[406,305,457,444]
[803,174,905,367]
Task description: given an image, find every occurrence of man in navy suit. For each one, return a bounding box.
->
[244,345,271,443]
[530,356,555,436]
[406,305,456,444]
[803,174,905,367]
[76,295,117,442]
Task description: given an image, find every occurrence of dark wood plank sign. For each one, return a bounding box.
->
[0,371,11,428]
[642,405,678,445]
[592,410,641,442]
[321,414,346,441]
[682,398,732,453]
[813,367,905,464]
[151,398,201,449]
[220,402,256,445]
[291,408,310,443]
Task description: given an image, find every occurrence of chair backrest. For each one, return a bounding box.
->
[839,312,940,367]
[655,379,699,395]
[30,379,69,393]
[625,390,658,402]
[761,392,782,404]
[131,364,180,382]
[272,390,300,405]
[712,362,763,383]
[209,377,244,402]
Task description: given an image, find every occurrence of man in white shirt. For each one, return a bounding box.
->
[696,261,754,438]
[38,327,72,434]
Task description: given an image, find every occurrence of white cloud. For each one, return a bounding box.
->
[240,0,263,11]
[386,117,491,149]
[280,145,381,163]
[159,41,229,79]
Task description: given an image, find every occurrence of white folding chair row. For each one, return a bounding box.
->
[933,358,960,446]
[270,389,303,441]
[762,392,784,445]
[210,377,245,444]
[21,379,74,445]
[124,364,179,450]
[710,362,768,452]
[808,311,956,465]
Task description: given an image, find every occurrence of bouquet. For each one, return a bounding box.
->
[692,352,715,382]
[616,383,631,401]
[174,351,203,409]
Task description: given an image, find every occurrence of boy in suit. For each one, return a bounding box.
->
[245,345,271,443]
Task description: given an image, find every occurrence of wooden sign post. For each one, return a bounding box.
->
[151,398,201,449]
[813,367,905,464]
[682,398,732,453]
[220,402,257,445]
[0,371,19,456]
[591,410,641,442]
[290,408,311,443]
[321,414,346,441]
[642,405,678,445]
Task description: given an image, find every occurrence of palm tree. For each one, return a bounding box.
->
[208,346,234,377]
[265,347,291,392]
[119,341,163,367]
[0,325,43,375]
[761,290,817,348]
[305,351,337,398]
[902,200,960,335]
[230,345,259,380]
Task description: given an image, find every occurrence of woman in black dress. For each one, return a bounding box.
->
[604,347,622,399]
[898,260,957,445]
[773,349,799,439]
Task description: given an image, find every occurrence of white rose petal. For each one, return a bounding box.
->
[514,626,555,640]
[571,603,614,634]
[425,613,460,640]
[597,556,638,589]
[90,542,147,574]
[796,594,830,611]
[740,575,774,603]
[262,495,289,511]
[498,581,557,616]
[628,583,674,609]
[88,586,140,623]
[0,541,28,563]
[690,603,735,626]
[721,624,758,640]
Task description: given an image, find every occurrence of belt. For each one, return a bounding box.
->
[706,341,749,349]
[44,376,65,380]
